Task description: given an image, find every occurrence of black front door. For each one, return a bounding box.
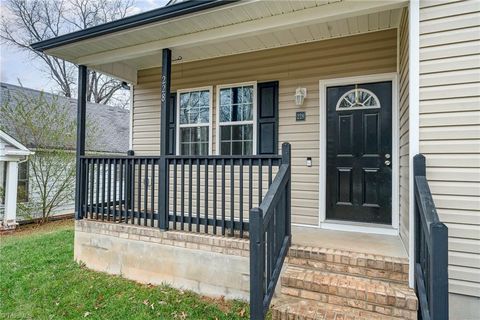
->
[326,81,392,224]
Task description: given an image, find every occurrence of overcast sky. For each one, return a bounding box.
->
[0,0,169,93]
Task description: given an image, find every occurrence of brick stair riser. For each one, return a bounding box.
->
[287,257,409,284]
[281,286,417,320]
[288,247,409,276]
[272,300,404,320]
[273,309,344,320]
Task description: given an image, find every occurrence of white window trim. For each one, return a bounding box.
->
[215,81,257,156]
[176,86,213,156]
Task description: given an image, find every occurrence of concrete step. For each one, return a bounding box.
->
[272,299,402,320]
[280,265,418,319]
[287,245,409,285]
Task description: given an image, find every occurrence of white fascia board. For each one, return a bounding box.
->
[77,0,408,66]
[0,130,31,153]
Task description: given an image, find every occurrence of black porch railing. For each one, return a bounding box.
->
[78,152,283,237]
[250,143,291,320]
[414,154,449,320]
[77,144,292,320]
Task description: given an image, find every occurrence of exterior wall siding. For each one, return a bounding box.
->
[132,30,398,226]
[419,0,480,307]
[398,8,410,251]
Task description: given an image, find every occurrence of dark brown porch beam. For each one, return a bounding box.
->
[75,65,87,220]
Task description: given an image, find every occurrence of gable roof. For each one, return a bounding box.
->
[0,83,129,154]
[0,129,33,157]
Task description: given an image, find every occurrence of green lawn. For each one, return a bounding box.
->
[0,221,249,319]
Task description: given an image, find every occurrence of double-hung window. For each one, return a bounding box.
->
[217,83,256,155]
[177,87,212,156]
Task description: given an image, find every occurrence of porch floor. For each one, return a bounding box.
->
[291,226,408,259]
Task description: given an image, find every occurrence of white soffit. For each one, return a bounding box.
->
[46,0,406,82]
[122,8,403,70]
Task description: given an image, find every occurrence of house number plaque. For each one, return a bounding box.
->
[296,112,306,121]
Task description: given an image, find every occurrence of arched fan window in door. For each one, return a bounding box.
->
[336,87,381,111]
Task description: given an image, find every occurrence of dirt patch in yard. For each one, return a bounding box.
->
[0,218,73,238]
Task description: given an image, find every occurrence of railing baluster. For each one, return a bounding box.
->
[221,159,226,236]
[131,159,136,224]
[118,159,123,222]
[204,159,208,234]
[196,158,200,233]
[95,158,100,219]
[249,159,252,210]
[112,159,117,222]
[213,159,217,235]
[124,159,129,224]
[144,159,149,226]
[181,159,185,231]
[258,159,262,206]
[165,158,170,229]
[83,159,89,219]
[137,159,142,225]
[151,159,155,227]
[173,159,177,230]
[239,159,244,238]
[106,159,111,221]
[268,158,273,187]
[101,159,106,221]
[230,158,234,237]
[188,159,193,231]
[157,159,161,229]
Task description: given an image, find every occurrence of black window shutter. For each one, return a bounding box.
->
[167,93,176,155]
[257,81,279,155]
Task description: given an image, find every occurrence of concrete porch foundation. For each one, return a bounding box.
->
[74,220,250,300]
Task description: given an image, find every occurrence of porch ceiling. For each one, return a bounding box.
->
[40,0,407,83]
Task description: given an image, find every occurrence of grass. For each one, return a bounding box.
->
[0,220,249,320]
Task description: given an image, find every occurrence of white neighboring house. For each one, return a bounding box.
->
[0,83,130,224]
[0,130,33,230]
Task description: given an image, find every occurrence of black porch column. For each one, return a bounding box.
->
[159,48,171,230]
[74,65,87,220]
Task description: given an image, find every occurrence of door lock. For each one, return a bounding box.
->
[385,160,391,166]
[385,154,391,159]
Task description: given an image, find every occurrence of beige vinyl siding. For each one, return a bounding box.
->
[419,0,480,298]
[132,29,398,226]
[398,8,410,249]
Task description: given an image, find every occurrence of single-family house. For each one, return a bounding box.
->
[0,83,129,225]
[30,1,479,319]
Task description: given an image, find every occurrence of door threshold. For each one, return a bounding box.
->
[320,220,398,236]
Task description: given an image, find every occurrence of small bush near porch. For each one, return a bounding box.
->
[0,220,250,319]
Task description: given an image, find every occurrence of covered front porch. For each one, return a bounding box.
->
[30,1,450,319]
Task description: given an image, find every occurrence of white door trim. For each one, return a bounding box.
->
[318,72,399,236]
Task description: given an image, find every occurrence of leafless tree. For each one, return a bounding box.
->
[1,0,134,106]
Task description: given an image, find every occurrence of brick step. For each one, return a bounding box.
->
[288,245,409,284]
[272,299,402,320]
[281,266,418,319]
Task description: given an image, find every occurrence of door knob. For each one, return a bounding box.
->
[385,154,391,159]
[385,160,391,166]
